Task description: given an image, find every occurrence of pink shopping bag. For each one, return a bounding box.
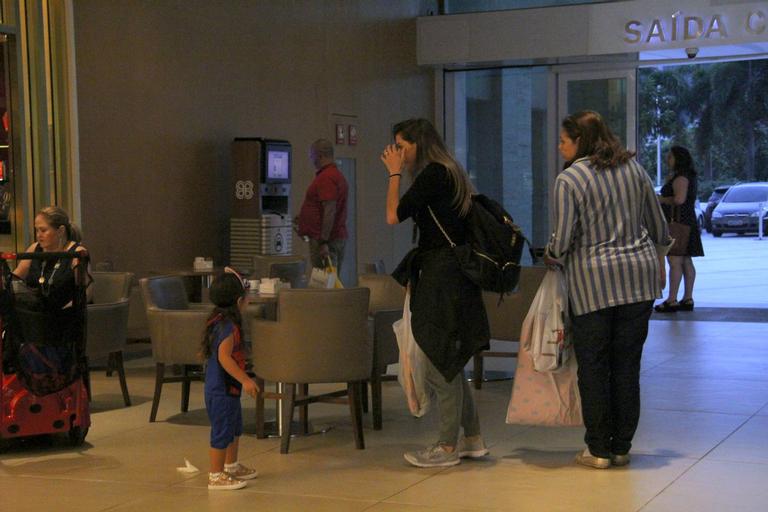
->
[506,312,583,426]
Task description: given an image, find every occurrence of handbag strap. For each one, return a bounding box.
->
[427,206,456,248]
[671,204,682,223]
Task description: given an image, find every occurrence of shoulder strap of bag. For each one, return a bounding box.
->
[671,204,681,223]
[427,205,456,248]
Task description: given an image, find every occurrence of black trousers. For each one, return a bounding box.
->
[571,300,653,458]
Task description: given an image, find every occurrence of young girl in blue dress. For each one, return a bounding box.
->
[201,269,259,490]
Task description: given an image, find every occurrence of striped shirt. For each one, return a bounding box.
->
[547,157,672,316]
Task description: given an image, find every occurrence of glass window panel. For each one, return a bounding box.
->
[443,0,617,15]
[0,33,13,246]
[567,77,627,146]
[448,66,550,263]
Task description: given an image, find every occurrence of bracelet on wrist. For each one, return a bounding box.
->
[389,173,402,179]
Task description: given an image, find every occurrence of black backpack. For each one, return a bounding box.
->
[428,194,531,295]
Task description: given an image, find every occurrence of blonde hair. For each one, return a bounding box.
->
[393,118,474,217]
[36,206,82,243]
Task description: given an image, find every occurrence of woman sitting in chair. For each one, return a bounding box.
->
[13,206,90,309]
[6,207,91,392]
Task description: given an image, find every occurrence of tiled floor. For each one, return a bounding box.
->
[668,232,768,308]
[2,318,768,511]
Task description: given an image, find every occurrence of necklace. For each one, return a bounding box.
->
[38,260,62,287]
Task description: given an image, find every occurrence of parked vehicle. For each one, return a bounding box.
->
[710,183,768,237]
[704,185,731,232]
[694,199,704,230]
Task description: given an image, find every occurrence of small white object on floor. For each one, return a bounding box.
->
[176,458,200,473]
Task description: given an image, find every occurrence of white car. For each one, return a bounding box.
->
[694,199,704,230]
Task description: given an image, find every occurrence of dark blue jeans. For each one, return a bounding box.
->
[571,300,653,458]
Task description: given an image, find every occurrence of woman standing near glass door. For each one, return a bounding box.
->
[655,146,704,313]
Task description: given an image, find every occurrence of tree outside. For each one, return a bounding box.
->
[638,59,768,200]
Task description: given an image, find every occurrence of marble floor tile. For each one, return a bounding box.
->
[640,375,768,415]
[642,355,768,382]
[641,459,768,512]
[0,474,163,512]
[706,415,768,464]
[385,454,696,512]
[109,486,376,512]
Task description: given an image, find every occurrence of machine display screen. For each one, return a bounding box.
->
[267,150,290,182]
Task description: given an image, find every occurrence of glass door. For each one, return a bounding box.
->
[444,66,552,262]
[0,31,18,252]
[556,69,637,167]
[0,1,81,254]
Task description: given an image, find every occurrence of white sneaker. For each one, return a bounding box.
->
[404,443,461,468]
[575,448,611,469]
[225,462,259,480]
[457,436,489,459]
[611,453,631,467]
[208,472,247,490]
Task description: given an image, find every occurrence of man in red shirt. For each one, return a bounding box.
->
[297,139,348,272]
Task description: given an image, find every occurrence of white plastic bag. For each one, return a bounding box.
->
[309,256,343,289]
[521,268,572,373]
[309,266,336,288]
[392,291,432,417]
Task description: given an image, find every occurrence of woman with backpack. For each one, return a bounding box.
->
[546,111,672,469]
[382,118,490,468]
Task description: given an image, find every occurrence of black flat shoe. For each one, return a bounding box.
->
[678,299,694,311]
[654,301,679,313]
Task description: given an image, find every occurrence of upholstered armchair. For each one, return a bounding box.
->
[139,275,213,422]
[86,271,134,406]
[250,287,371,453]
[357,273,405,430]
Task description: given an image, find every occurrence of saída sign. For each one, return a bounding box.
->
[624,10,765,45]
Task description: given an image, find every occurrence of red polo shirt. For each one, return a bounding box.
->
[297,163,348,240]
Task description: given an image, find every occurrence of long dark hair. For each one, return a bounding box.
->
[393,118,475,217]
[669,145,697,177]
[562,110,635,170]
[200,272,245,360]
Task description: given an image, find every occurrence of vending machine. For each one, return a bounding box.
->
[230,138,293,269]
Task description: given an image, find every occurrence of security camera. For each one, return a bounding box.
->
[685,47,699,59]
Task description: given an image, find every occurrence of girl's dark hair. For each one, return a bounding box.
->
[669,145,697,177]
[200,272,245,360]
[562,110,635,170]
[392,118,475,217]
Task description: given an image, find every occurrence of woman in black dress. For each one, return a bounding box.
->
[13,206,89,307]
[8,206,90,392]
[382,118,490,468]
[655,146,704,312]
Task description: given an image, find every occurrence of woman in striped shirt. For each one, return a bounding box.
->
[546,110,672,469]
